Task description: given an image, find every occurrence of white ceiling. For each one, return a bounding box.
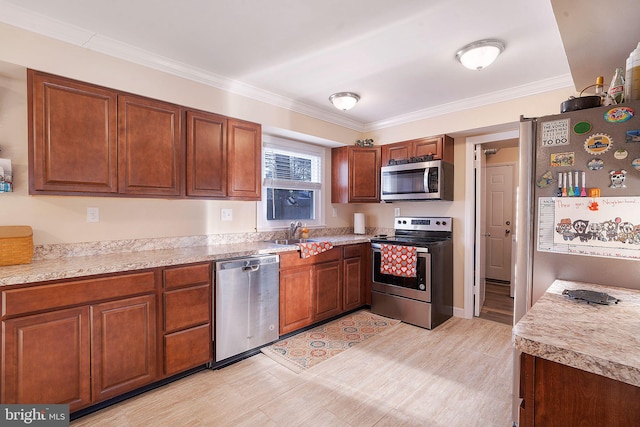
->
[0,0,634,132]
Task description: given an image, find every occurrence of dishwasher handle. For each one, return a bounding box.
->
[215,254,280,271]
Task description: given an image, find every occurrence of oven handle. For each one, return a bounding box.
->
[371,243,430,254]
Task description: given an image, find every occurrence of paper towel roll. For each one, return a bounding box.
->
[354,213,365,235]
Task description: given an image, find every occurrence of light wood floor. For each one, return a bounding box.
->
[479,282,514,326]
[72,317,513,426]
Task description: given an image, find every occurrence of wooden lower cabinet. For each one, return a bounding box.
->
[162,263,212,375]
[279,266,314,335]
[279,244,367,335]
[1,263,214,413]
[343,246,365,311]
[1,307,91,411]
[0,269,153,413]
[313,260,342,322]
[520,352,640,426]
[91,295,157,402]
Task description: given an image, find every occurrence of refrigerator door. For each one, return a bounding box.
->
[529,101,640,304]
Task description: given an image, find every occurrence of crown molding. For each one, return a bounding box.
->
[364,74,575,132]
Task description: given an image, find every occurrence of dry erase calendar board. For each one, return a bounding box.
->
[537,197,640,260]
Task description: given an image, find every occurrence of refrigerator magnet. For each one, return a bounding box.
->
[587,158,604,170]
[573,121,591,134]
[614,149,628,160]
[626,130,640,143]
[604,106,634,123]
[584,133,612,155]
[632,158,640,171]
[550,152,574,167]
[609,170,627,188]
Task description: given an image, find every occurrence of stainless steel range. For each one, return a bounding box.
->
[370,216,453,329]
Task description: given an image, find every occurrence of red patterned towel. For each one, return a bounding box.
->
[299,241,334,258]
[380,244,417,277]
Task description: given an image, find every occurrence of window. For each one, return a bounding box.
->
[257,136,325,231]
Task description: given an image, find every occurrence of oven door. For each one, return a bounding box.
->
[371,244,431,302]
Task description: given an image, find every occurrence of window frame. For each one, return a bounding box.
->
[257,136,325,231]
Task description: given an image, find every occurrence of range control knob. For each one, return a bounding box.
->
[436,221,441,225]
[442,221,447,226]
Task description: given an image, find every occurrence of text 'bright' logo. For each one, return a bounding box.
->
[1,405,68,426]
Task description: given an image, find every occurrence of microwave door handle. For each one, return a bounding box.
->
[423,169,429,193]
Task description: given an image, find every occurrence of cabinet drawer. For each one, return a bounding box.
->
[1,271,156,318]
[343,244,364,258]
[164,324,212,375]
[164,284,211,332]
[164,263,211,289]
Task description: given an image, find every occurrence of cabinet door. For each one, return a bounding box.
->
[91,294,157,402]
[227,119,261,200]
[2,307,91,412]
[186,110,227,197]
[381,142,410,166]
[413,137,441,159]
[343,256,364,312]
[349,146,381,203]
[118,95,183,196]
[313,260,342,322]
[414,135,453,162]
[279,267,314,335]
[29,70,118,194]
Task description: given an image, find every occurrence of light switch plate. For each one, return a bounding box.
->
[221,208,233,221]
[394,208,400,217]
[87,207,99,223]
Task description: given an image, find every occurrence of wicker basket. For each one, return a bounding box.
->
[0,226,34,266]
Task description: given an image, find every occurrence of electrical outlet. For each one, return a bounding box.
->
[394,208,400,217]
[221,208,233,221]
[87,207,99,223]
[332,207,338,217]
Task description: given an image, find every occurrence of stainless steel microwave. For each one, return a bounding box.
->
[380,159,453,202]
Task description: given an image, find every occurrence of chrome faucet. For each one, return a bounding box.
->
[289,221,302,240]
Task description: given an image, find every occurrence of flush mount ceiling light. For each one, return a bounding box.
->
[329,92,360,111]
[455,39,505,71]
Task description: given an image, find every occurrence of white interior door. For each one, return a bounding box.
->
[473,146,486,317]
[485,164,514,282]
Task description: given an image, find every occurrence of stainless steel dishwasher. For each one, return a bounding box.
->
[214,254,279,364]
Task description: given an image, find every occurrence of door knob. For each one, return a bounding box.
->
[505,229,511,235]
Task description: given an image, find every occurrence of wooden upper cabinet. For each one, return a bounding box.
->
[186,110,227,197]
[227,118,261,200]
[28,70,262,200]
[28,70,118,194]
[332,145,381,203]
[118,95,183,196]
[381,135,454,166]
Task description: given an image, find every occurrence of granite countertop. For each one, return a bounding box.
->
[513,279,640,387]
[0,235,372,287]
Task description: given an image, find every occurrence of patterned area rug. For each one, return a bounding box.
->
[261,310,401,373]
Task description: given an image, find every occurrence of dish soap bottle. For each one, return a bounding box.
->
[608,67,625,104]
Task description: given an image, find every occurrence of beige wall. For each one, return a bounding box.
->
[0,22,576,312]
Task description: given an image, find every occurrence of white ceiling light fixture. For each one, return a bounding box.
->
[455,39,505,71]
[329,92,360,111]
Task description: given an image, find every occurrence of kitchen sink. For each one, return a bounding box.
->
[264,238,317,245]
